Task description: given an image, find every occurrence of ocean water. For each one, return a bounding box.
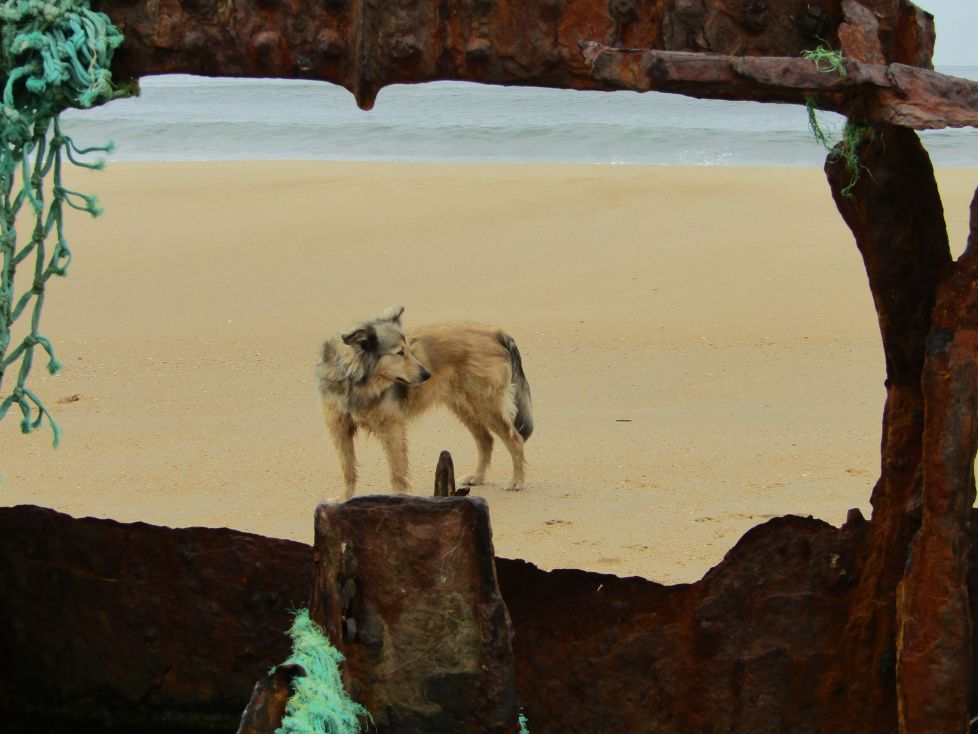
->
[60,67,978,167]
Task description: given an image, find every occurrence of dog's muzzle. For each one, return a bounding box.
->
[396,369,431,385]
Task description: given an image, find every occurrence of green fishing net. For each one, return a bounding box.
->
[1,0,127,445]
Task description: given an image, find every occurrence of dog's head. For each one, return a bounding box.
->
[341,306,431,386]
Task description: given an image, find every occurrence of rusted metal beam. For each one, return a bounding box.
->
[88,0,975,128]
[88,0,848,110]
[582,44,978,130]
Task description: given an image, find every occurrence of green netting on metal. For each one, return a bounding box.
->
[275,609,370,734]
[1,0,127,445]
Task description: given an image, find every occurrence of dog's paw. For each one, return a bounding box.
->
[503,481,523,492]
[460,474,486,486]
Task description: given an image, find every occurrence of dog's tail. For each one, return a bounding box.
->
[501,332,533,441]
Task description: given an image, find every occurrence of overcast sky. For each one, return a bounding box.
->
[912,0,977,66]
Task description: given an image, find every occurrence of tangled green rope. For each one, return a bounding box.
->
[802,46,872,198]
[1,0,126,445]
[276,609,370,734]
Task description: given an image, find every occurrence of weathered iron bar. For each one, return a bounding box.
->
[582,44,978,130]
[89,0,960,127]
[90,0,843,109]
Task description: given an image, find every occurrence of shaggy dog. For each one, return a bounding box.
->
[317,306,533,499]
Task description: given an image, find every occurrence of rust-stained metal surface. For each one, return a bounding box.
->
[91,0,842,108]
[235,664,307,734]
[824,125,953,733]
[583,47,978,129]
[895,190,978,734]
[0,504,314,730]
[433,450,456,497]
[7,501,978,733]
[86,0,977,126]
[310,495,516,733]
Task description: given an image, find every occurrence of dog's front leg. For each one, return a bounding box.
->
[324,407,358,500]
[378,421,411,494]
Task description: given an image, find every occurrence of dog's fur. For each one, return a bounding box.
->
[317,306,533,499]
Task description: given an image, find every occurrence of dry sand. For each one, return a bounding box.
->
[3,161,976,584]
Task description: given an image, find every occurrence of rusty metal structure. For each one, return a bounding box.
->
[92,0,977,125]
[26,0,978,731]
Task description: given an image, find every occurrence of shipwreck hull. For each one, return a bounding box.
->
[3,0,978,730]
[0,502,976,733]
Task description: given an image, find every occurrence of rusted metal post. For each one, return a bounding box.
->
[823,123,952,731]
[434,450,456,498]
[895,189,978,734]
[310,497,516,732]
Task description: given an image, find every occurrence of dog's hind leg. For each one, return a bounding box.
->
[450,406,493,486]
[486,412,526,491]
[324,408,358,500]
[378,421,411,494]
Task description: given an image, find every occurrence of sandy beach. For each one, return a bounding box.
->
[3,161,976,584]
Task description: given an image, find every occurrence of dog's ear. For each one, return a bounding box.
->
[379,305,405,324]
[341,324,378,351]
